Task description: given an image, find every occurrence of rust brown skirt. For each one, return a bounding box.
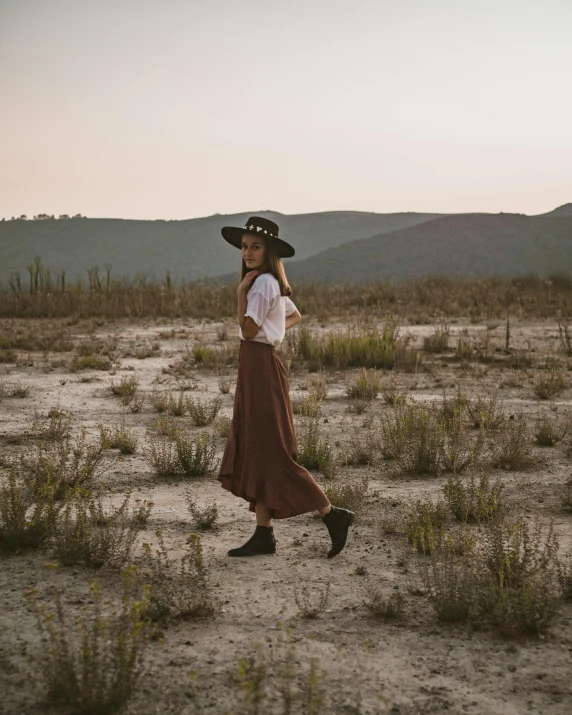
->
[217,339,330,520]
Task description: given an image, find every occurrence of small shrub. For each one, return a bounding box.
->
[128,340,160,359]
[193,344,238,369]
[9,381,30,398]
[185,491,219,530]
[394,404,442,475]
[345,367,382,400]
[51,493,152,568]
[489,416,539,470]
[478,570,559,637]
[533,367,568,399]
[423,324,450,353]
[405,500,448,555]
[423,517,561,636]
[146,415,179,440]
[439,409,484,473]
[167,389,186,416]
[32,408,72,442]
[127,393,144,413]
[71,354,112,371]
[380,397,482,474]
[456,331,475,361]
[75,338,109,357]
[175,430,218,477]
[534,413,568,446]
[466,393,506,430]
[217,375,232,394]
[308,374,328,401]
[293,581,330,619]
[423,546,475,622]
[438,388,469,427]
[476,518,560,636]
[16,432,106,500]
[297,413,336,477]
[99,419,138,455]
[149,387,170,413]
[0,472,61,553]
[480,517,559,589]
[341,429,379,466]
[443,473,503,523]
[381,379,407,405]
[110,375,139,406]
[226,629,328,715]
[146,434,180,478]
[366,590,405,620]
[140,531,216,621]
[28,566,151,714]
[322,474,368,513]
[186,395,223,426]
[292,391,323,417]
[212,415,232,439]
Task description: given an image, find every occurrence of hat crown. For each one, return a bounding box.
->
[242,216,280,239]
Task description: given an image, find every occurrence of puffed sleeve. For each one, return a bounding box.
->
[244,278,277,327]
[284,297,297,316]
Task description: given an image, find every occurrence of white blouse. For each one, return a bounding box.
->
[239,273,298,347]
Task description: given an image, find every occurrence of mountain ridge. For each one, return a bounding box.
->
[1,206,570,285]
[0,210,440,283]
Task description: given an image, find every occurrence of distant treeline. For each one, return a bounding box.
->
[2,214,86,221]
[1,258,571,321]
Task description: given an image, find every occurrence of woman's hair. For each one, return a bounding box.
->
[240,234,292,296]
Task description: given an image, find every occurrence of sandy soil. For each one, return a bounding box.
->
[1,316,571,715]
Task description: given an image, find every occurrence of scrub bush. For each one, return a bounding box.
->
[28,566,151,714]
[99,418,138,454]
[0,472,61,553]
[16,432,105,500]
[51,493,152,568]
[140,532,216,622]
[443,473,503,523]
[186,395,223,426]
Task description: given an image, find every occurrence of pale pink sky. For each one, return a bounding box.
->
[1,0,571,220]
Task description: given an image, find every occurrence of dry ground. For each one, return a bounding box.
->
[1,315,571,715]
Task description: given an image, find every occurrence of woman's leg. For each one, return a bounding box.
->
[255,503,273,526]
[256,502,331,523]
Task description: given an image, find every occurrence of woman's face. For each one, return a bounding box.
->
[241,233,266,271]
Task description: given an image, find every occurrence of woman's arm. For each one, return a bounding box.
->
[238,271,261,340]
[286,310,301,330]
[238,291,260,339]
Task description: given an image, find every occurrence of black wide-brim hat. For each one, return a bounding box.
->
[221,215,295,258]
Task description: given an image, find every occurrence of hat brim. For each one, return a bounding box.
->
[221,226,295,258]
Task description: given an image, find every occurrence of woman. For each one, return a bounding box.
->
[217,215,355,558]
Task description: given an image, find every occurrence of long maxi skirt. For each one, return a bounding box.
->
[217,339,330,520]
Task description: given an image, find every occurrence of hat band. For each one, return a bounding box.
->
[242,224,277,238]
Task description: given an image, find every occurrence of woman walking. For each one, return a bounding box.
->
[217,215,355,558]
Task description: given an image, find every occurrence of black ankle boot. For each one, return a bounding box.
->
[228,525,276,557]
[322,506,355,558]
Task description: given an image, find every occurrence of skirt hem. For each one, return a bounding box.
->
[218,473,329,520]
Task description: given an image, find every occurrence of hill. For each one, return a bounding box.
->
[0,211,439,284]
[278,213,572,283]
[540,203,572,217]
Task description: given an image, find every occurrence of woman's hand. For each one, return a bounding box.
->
[238,270,259,295]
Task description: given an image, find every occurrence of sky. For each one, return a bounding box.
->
[1,0,571,220]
